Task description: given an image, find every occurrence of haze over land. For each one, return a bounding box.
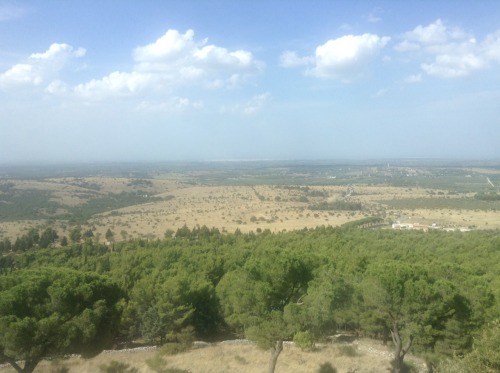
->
[1,0,500,163]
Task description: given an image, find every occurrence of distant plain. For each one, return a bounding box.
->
[1,161,499,244]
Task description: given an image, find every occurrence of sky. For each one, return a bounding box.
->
[1,0,500,163]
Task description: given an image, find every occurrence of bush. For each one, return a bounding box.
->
[146,354,192,373]
[146,355,168,373]
[99,361,138,373]
[475,192,500,201]
[174,326,195,346]
[460,320,500,373]
[51,367,69,373]
[317,362,337,373]
[293,331,315,351]
[159,343,191,356]
[399,360,419,373]
[434,357,468,373]
[234,355,248,364]
[310,200,362,211]
[156,326,195,356]
[336,344,359,357]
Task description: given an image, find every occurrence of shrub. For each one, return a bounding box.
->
[99,361,138,373]
[146,355,168,373]
[155,326,195,356]
[234,355,248,364]
[146,353,192,373]
[317,362,337,373]
[294,331,315,351]
[474,192,500,201]
[310,200,362,211]
[159,343,191,356]
[336,344,359,357]
[51,367,69,373]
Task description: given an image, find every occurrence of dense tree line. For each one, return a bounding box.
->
[0,227,59,254]
[0,225,116,255]
[1,225,499,372]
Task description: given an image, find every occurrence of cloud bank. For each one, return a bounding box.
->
[2,21,500,110]
[75,29,264,101]
[0,29,264,106]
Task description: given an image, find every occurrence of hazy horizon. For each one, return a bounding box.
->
[1,157,499,170]
[1,1,500,163]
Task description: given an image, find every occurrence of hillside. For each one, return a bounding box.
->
[0,339,427,373]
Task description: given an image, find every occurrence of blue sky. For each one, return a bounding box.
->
[1,0,500,163]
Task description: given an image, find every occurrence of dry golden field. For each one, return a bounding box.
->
[0,339,427,373]
[1,172,500,243]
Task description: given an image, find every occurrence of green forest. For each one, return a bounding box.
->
[1,225,499,373]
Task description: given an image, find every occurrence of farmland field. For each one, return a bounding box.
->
[1,160,499,244]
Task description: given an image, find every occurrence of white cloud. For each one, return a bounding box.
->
[45,80,70,94]
[401,19,452,45]
[482,31,500,62]
[133,29,263,76]
[30,43,86,61]
[194,45,255,70]
[0,63,39,85]
[74,71,152,100]
[365,8,383,23]
[243,92,271,114]
[220,92,271,115]
[394,40,420,52]
[136,97,203,112]
[134,29,196,64]
[366,14,381,23]
[75,29,263,100]
[0,4,25,21]
[404,73,422,83]
[421,53,485,78]
[279,50,313,67]
[0,43,85,88]
[396,19,500,78]
[306,34,390,80]
[339,23,353,32]
[374,88,388,97]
